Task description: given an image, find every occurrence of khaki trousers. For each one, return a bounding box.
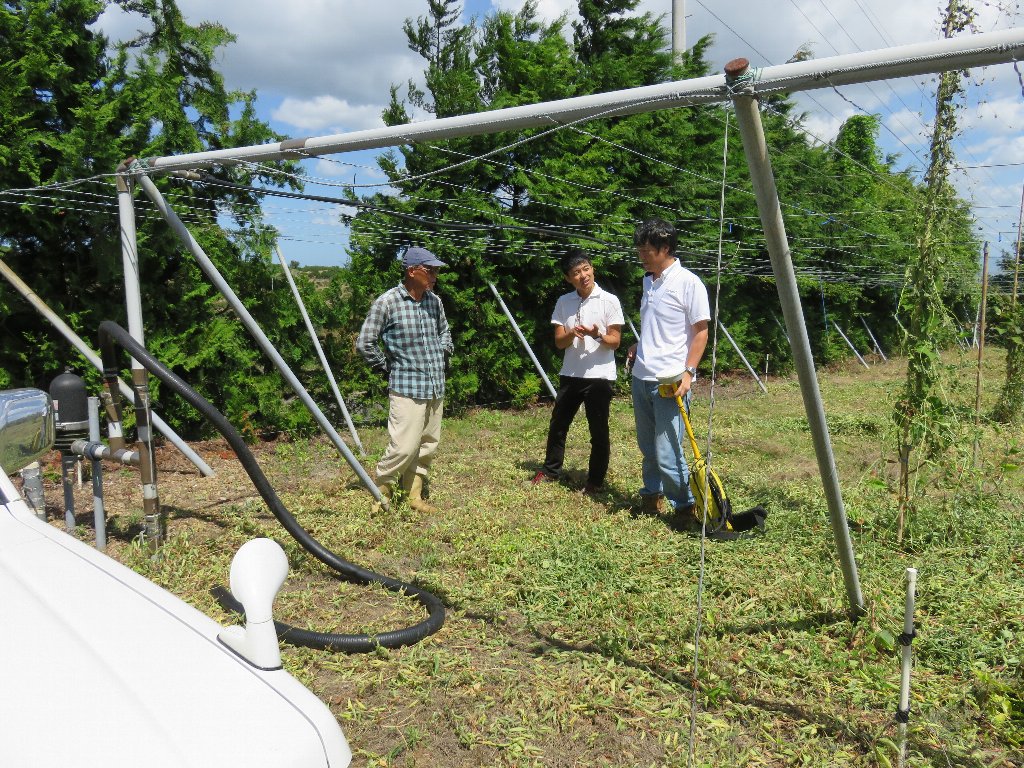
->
[376,394,443,490]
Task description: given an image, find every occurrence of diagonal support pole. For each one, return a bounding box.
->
[727,59,864,616]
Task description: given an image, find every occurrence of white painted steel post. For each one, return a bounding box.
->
[275,246,365,455]
[0,258,214,476]
[487,282,557,399]
[772,311,791,344]
[832,321,870,369]
[727,58,864,615]
[860,317,888,362]
[897,567,918,768]
[974,242,990,467]
[116,165,162,550]
[717,320,768,393]
[136,174,385,506]
[88,396,106,551]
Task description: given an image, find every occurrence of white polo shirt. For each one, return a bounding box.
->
[550,283,624,381]
[632,260,711,382]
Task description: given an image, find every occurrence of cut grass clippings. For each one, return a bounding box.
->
[47,349,1024,767]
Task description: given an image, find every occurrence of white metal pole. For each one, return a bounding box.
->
[0,257,214,477]
[136,174,385,506]
[860,317,888,362]
[974,242,990,466]
[717,320,768,393]
[487,282,557,399]
[134,30,1024,174]
[88,396,106,552]
[116,166,161,549]
[772,311,791,344]
[275,246,365,455]
[832,321,870,369]
[672,0,686,59]
[727,58,864,615]
[897,567,918,768]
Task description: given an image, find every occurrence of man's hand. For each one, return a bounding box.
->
[672,374,692,399]
[574,323,600,340]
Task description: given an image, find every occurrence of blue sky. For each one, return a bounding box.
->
[96,1,1024,269]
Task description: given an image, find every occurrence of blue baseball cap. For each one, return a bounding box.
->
[402,247,447,268]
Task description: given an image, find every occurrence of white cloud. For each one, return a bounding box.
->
[271,96,384,134]
[798,111,844,145]
[92,0,1024,260]
[174,0,426,104]
[965,95,1024,134]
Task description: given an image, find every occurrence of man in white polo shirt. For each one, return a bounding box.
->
[627,219,710,519]
[533,250,624,494]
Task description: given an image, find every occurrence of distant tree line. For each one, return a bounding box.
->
[0,0,999,439]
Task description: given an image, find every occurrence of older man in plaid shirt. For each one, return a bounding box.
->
[357,247,453,514]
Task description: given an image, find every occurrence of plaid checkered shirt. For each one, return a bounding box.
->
[356,283,453,400]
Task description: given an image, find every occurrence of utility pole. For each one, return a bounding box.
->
[672,0,686,59]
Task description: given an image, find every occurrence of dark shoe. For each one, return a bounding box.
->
[637,493,664,516]
[532,471,558,486]
[582,482,603,497]
[667,505,701,533]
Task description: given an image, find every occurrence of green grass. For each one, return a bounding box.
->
[103,350,1023,767]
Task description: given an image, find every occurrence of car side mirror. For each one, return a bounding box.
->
[0,389,54,475]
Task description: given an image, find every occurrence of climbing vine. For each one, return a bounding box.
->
[894,0,977,541]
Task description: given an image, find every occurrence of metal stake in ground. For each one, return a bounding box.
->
[275,245,365,456]
[487,281,557,399]
[718,320,768,393]
[832,320,870,369]
[897,567,918,768]
[860,317,888,362]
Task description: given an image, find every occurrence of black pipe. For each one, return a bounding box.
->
[97,321,445,653]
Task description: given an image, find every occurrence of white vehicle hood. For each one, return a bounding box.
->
[0,472,350,768]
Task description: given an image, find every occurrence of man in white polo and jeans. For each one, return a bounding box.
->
[533,250,623,494]
[626,219,710,521]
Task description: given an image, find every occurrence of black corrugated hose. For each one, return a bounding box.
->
[98,320,445,653]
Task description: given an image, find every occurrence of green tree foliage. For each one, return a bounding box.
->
[0,0,320,436]
[339,0,970,410]
[1,0,989,441]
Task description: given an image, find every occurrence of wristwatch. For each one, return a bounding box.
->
[684,365,698,379]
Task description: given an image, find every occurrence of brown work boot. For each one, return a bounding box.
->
[638,493,664,516]
[370,482,393,515]
[409,474,440,514]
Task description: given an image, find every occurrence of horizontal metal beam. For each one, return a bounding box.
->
[135,29,1024,174]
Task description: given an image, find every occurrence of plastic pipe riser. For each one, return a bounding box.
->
[70,439,140,466]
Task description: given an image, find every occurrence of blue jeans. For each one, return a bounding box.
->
[631,378,694,511]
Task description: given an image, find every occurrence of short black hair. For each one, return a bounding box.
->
[560,249,591,275]
[634,218,677,254]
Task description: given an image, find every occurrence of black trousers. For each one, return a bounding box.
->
[542,376,614,486]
